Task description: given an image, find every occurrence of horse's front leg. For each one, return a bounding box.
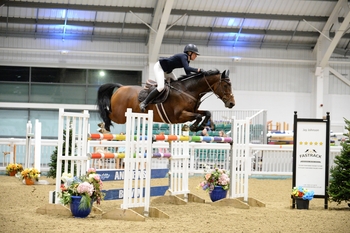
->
[197,110,211,129]
[177,111,204,132]
[189,115,204,132]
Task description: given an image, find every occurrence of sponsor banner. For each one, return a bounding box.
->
[296,121,326,195]
[97,168,168,181]
[103,186,168,200]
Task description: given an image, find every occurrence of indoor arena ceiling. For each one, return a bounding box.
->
[1,0,350,56]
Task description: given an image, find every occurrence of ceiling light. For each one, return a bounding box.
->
[233,57,241,62]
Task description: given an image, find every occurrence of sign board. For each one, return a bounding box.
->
[292,112,330,209]
[96,168,168,181]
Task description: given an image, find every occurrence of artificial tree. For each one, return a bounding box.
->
[328,118,350,205]
[47,128,74,179]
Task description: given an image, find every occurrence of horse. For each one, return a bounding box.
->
[97,69,235,132]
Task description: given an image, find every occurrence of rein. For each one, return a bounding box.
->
[168,83,197,101]
[200,74,223,102]
[170,71,226,104]
[201,76,231,102]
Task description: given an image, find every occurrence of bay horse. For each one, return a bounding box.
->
[97,69,235,132]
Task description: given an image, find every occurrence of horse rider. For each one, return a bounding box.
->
[139,44,203,112]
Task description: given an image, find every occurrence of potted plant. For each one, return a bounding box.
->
[58,168,105,218]
[328,118,350,207]
[291,186,314,209]
[198,167,230,202]
[47,128,75,179]
[6,163,23,176]
[19,167,40,185]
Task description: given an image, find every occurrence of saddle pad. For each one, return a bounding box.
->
[138,81,170,104]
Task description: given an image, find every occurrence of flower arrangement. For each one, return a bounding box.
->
[6,163,23,175]
[291,186,314,200]
[58,168,105,210]
[19,167,40,181]
[198,167,230,193]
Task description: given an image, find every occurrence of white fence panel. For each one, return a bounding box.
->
[0,140,343,177]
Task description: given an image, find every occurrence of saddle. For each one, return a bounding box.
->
[138,79,170,104]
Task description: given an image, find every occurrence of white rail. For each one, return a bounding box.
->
[0,138,342,176]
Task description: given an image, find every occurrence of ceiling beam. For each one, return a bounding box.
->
[150,0,173,62]
[329,67,350,87]
[2,1,329,22]
[3,1,154,14]
[0,0,7,6]
[313,0,346,55]
[0,31,317,50]
[0,16,324,37]
[320,1,350,67]
[170,9,328,22]
[147,0,164,46]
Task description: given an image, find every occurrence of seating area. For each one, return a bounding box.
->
[136,122,233,136]
[136,123,170,135]
[135,122,266,144]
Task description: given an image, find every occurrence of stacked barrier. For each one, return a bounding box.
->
[152,125,235,202]
[55,108,168,219]
[120,108,153,215]
[54,109,90,204]
[54,108,254,219]
[87,124,235,205]
[86,111,171,209]
[229,117,251,202]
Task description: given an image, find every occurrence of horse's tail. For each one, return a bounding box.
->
[97,83,123,131]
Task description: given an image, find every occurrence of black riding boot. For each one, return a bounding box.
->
[139,89,160,112]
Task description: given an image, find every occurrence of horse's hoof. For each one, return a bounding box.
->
[189,125,197,132]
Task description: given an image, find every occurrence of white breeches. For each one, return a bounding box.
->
[153,61,177,92]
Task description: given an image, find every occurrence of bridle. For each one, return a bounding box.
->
[201,74,233,104]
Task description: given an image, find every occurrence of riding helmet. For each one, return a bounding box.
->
[184,44,200,55]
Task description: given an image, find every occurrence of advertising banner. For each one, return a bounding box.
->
[295,121,327,195]
[292,112,330,209]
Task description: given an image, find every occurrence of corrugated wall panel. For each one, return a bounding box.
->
[68,10,96,21]
[159,44,315,93]
[8,6,37,18]
[1,23,36,32]
[0,36,341,97]
[0,37,148,69]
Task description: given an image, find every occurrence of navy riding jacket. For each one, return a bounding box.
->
[159,53,198,75]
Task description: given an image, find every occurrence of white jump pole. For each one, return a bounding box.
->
[229,116,250,202]
[25,120,33,168]
[34,119,42,172]
[9,140,15,164]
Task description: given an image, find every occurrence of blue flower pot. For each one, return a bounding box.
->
[209,186,227,202]
[70,196,92,218]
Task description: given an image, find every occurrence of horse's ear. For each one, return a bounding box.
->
[221,70,230,79]
[221,70,226,79]
[225,70,230,78]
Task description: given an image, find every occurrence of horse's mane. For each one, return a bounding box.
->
[178,69,220,81]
